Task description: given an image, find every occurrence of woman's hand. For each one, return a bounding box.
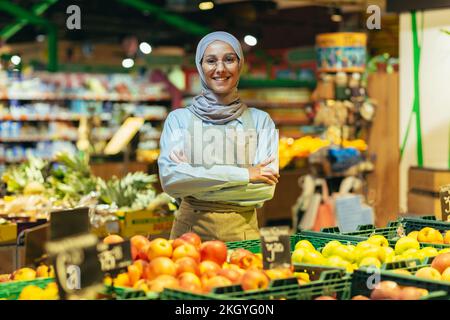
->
[248,157,280,185]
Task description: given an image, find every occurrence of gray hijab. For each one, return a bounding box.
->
[187,31,247,125]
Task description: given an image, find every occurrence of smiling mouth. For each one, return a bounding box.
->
[212,77,231,82]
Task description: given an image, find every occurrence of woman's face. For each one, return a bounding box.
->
[201,40,240,96]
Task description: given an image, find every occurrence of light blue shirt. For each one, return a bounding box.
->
[158,107,279,207]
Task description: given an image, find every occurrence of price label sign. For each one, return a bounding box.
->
[97,240,132,277]
[50,207,90,241]
[46,233,103,300]
[440,184,450,221]
[260,226,291,269]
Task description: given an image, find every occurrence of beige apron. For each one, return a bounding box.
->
[170,109,260,242]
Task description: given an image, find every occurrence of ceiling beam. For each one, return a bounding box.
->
[0,0,59,41]
[116,0,211,36]
[0,1,58,71]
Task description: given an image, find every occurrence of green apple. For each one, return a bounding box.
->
[394,237,420,255]
[321,240,342,258]
[367,235,389,247]
[291,248,306,264]
[295,240,316,252]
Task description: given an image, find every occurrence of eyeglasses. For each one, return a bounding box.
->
[202,54,239,68]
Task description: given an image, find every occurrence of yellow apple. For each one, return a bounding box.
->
[417,227,444,244]
[302,250,326,265]
[395,237,420,255]
[443,231,450,245]
[420,247,439,258]
[439,248,450,255]
[355,246,381,263]
[295,240,316,252]
[442,267,450,282]
[291,248,306,264]
[379,247,395,263]
[321,240,342,258]
[391,269,412,276]
[332,245,355,262]
[415,267,442,281]
[359,257,381,269]
[367,235,389,247]
[407,231,419,240]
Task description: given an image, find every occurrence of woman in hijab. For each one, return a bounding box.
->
[158,31,279,242]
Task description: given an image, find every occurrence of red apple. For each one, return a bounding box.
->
[351,295,370,300]
[229,248,253,267]
[172,243,200,263]
[131,235,149,260]
[133,259,148,277]
[144,257,177,280]
[175,257,200,276]
[241,269,270,291]
[200,241,227,266]
[148,275,179,293]
[218,268,243,284]
[103,234,124,245]
[370,281,402,300]
[315,296,337,300]
[178,272,202,292]
[137,243,150,261]
[199,260,221,277]
[203,275,232,293]
[172,238,188,249]
[147,238,173,260]
[127,264,142,286]
[431,253,450,274]
[179,232,202,249]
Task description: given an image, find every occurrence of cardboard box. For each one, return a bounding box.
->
[119,209,174,239]
[407,191,442,218]
[409,167,450,193]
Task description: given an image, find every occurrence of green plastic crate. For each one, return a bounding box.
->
[321,223,401,240]
[351,268,450,298]
[398,216,450,235]
[293,231,367,250]
[103,285,158,300]
[0,277,55,300]
[216,270,351,300]
[160,288,237,300]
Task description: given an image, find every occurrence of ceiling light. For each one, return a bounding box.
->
[330,7,343,22]
[139,42,152,54]
[199,1,214,10]
[244,35,257,46]
[122,58,134,68]
[11,55,21,65]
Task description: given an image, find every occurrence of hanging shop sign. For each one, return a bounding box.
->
[316,33,367,73]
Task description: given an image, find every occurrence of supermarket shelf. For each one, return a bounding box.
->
[238,78,316,89]
[0,93,171,102]
[0,136,78,143]
[244,100,310,108]
[0,114,165,122]
[0,157,53,164]
[0,115,82,122]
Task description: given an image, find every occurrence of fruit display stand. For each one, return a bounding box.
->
[102,285,158,300]
[398,216,450,235]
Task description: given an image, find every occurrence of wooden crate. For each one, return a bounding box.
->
[409,167,450,193]
[407,191,442,218]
